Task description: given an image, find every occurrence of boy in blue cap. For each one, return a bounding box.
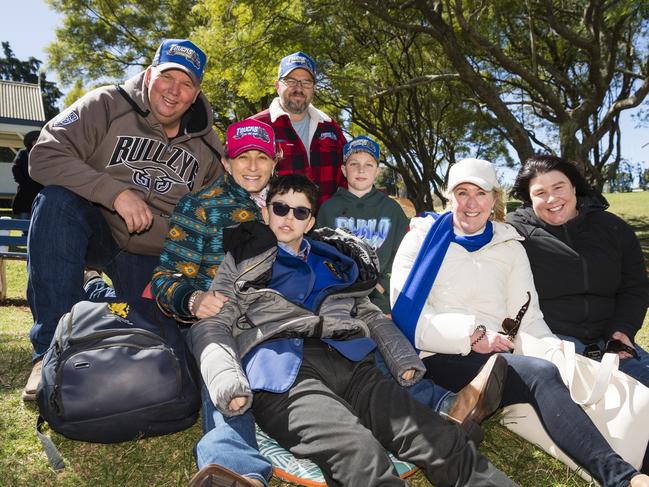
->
[317,136,409,314]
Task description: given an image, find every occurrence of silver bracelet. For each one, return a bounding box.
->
[187,290,201,316]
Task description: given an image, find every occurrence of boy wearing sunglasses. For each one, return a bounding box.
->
[188,174,515,487]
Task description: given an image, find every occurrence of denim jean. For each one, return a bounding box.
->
[196,384,272,485]
[373,351,452,412]
[557,334,649,388]
[424,351,639,487]
[27,186,158,359]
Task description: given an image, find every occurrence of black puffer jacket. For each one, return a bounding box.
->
[506,193,648,342]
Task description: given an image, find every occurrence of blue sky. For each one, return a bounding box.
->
[3,1,648,178]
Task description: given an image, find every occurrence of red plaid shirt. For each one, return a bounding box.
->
[251,99,347,207]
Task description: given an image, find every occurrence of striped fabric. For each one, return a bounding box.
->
[255,425,418,486]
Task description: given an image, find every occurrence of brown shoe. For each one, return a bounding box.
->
[22,358,43,401]
[188,464,262,487]
[631,474,649,487]
[448,354,507,428]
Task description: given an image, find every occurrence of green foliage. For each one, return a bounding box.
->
[46,0,198,85]
[44,0,649,205]
[193,0,511,211]
[63,79,87,107]
[354,0,649,188]
[0,42,62,120]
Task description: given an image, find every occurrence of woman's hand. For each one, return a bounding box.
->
[471,329,514,354]
[193,291,229,319]
[228,396,248,412]
[611,331,637,360]
[401,369,415,381]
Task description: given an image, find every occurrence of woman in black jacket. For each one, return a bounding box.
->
[507,154,649,390]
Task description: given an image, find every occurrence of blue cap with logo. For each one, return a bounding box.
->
[278,51,317,80]
[152,39,207,85]
[343,136,380,163]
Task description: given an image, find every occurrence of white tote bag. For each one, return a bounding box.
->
[501,332,649,481]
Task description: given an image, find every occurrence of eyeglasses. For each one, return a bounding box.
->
[270,202,312,220]
[280,77,315,89]
[500,291,531,340]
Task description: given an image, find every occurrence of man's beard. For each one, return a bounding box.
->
[281,92,309,115]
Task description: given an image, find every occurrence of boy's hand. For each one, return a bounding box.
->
[228,396,248,412]
[401,369,415,381]
[193,291,229,319]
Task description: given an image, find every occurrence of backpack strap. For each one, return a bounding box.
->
[36,415,65,470]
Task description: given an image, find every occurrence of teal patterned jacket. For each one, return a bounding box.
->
[151,174,261,318]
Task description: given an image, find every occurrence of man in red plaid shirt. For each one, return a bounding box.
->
[250,52,346,208]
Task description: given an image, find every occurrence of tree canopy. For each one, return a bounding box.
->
[45,0,649,207]
[353,0,649,188]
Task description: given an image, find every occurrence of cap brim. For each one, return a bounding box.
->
[280,66,315,80]
[344,147,378,162]
[156,63,200,84]
[449,176,495,191]
[227,143,275,160]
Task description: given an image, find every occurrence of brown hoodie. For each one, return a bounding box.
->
[29,70,223,255]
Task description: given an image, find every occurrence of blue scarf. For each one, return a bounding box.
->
[392,212,493,346]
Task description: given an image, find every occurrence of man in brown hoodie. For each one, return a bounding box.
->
[22,39,223,401]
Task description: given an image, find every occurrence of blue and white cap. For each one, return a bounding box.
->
[343,136,380,163]
[278,51,316,80]
[152,39,207,85]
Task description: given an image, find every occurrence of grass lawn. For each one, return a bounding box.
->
[1,192,648,487]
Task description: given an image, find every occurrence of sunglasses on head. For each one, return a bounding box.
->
[270,202,312,221]
[499,291,531,340]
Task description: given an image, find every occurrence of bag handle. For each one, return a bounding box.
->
[570,351,618,406]
[542,340,575,388]
[558,340,618,406]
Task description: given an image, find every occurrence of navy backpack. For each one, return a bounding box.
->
[36,299,201,468]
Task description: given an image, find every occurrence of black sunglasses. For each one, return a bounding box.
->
[605,339,639,359]
[584,340,639,360]
[270,202,312,221]
[500,291,531,340]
